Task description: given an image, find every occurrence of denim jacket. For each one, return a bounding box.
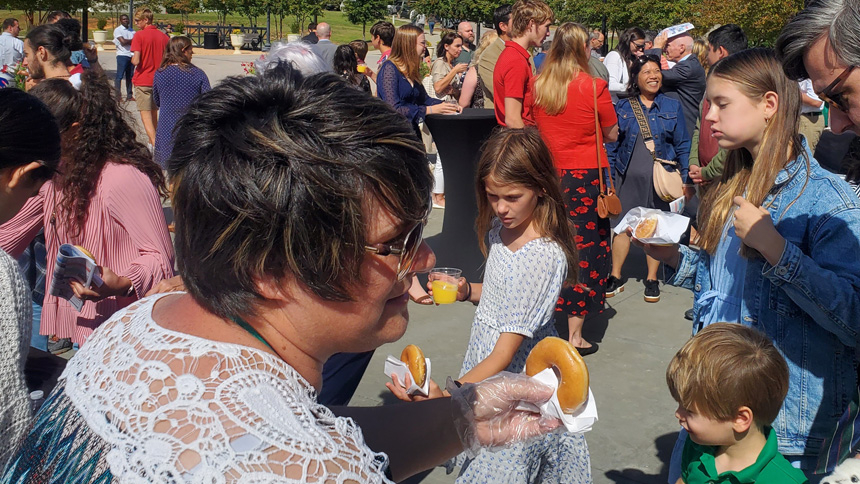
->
[668,141,860,460]
[606,94,691,180]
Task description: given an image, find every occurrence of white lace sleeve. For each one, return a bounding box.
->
[62,295,392,483]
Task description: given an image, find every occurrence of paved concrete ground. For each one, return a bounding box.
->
[97,46,695,484]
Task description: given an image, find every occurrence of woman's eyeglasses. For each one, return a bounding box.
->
[364,220,425,280]
[816,65,856,113]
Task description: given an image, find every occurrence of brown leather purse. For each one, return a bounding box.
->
[594,79,622,219]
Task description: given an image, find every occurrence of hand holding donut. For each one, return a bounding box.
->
[448,372,561,456]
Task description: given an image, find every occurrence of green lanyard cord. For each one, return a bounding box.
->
[232,316,275,352]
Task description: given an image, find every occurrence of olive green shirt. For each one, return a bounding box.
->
[477,37,506,109]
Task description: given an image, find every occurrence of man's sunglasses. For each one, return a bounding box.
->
[816,65,856,113]
[364,220,425,280]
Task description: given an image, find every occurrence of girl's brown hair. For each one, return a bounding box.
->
[533,22,592,115]
[475,128,578,284]
[698,48,804,258]
[160,35,193,70]
[389,24,423,82]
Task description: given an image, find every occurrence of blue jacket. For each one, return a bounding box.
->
[606,94,690,180]
[668,141,860,459]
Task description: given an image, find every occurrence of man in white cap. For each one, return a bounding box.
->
[648,25,706,136]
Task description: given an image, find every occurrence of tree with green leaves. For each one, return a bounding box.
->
[5,0,86,26]
[342,0,387,38]
[204,0,236,25]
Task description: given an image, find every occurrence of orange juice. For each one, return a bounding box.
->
[431,280,458,304]
[357,65,367,73]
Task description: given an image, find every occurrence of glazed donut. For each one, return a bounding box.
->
[74,245,96,262]
[525,337,589,414]
[634,216,659,239]
[400,344,427,387]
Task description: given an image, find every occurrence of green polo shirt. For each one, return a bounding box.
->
[681,427,809,484]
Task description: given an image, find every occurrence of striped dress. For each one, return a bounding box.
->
[0,163,174,345]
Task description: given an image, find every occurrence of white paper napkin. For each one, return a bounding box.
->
[516,368,598,433]
[384,355,431,396]
[613,206,690,246]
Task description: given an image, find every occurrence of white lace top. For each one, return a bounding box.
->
[61,293,392,483]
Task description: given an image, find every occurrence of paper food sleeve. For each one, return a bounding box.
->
[384,355,431,396]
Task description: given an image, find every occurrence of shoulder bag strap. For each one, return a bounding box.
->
[593,79,616,194]
[629,97,658,155]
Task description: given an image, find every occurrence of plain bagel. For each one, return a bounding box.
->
[525,337,590,413]
[400,344,427,387]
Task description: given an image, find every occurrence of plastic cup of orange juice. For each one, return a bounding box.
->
[429,267,461,304]
[357,65,367,73]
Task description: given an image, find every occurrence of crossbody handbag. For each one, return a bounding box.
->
[594,79,622,219]
[628,98,683,202]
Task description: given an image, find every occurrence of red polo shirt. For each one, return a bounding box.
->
[493,41,535,126]
[131,25,169,87]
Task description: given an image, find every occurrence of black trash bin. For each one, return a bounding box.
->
[203,32,219,49]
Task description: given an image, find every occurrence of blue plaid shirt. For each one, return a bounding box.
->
[16,230,46,305]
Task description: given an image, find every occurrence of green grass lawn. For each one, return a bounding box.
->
[0,9,398,45]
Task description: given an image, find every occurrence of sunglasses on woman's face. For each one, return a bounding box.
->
[364,219,426,280]
[816,65,856,113]
[631,42,646,51]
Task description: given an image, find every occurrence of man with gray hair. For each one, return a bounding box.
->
[310,22,336,68]
[777,0,860,136]
[778,2,860,477]
[455,21,476,65]
[589,29,604,60]
[649,31,706,136]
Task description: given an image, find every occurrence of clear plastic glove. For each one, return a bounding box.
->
[447,372,562,457]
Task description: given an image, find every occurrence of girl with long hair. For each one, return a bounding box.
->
[333,44,371,93]
[636,48,860,482]
[605,54,690,303]
[389,128,592,483]
[153,35,210,168]
[377,24,459,140]
[602,27,646,102]
[530,22,619,355]
[430,31,468,102]
[0,70,175,347]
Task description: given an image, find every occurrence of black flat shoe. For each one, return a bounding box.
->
[575,343,599,356]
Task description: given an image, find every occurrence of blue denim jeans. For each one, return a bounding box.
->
[30,302,47,351]
[115,55,134,98]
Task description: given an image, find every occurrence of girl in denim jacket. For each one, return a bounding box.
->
[636,49,860,482]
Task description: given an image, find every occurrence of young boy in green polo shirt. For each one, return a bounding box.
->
[666,323,808,484]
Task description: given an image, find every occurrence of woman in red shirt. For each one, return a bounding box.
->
[529,22,618,356]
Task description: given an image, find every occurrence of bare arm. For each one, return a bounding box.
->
[602,124,619,143]
[458,333,526,384]
[459,66,478,108]
[131,51,141,66]
[504,97,525,129]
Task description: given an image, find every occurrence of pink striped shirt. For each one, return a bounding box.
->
[0,163,174,345]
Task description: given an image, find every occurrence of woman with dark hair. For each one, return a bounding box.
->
[333,44,371,93]
[152,35,211,168]
[378,24,459,139]
[5,64,561,483]
[430,31,467,102]
[605,54,690,303]
[0,70,174,347]
[602,27,646,102]
[0,88,61,470]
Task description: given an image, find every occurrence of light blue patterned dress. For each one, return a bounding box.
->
[454,218,592,484]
